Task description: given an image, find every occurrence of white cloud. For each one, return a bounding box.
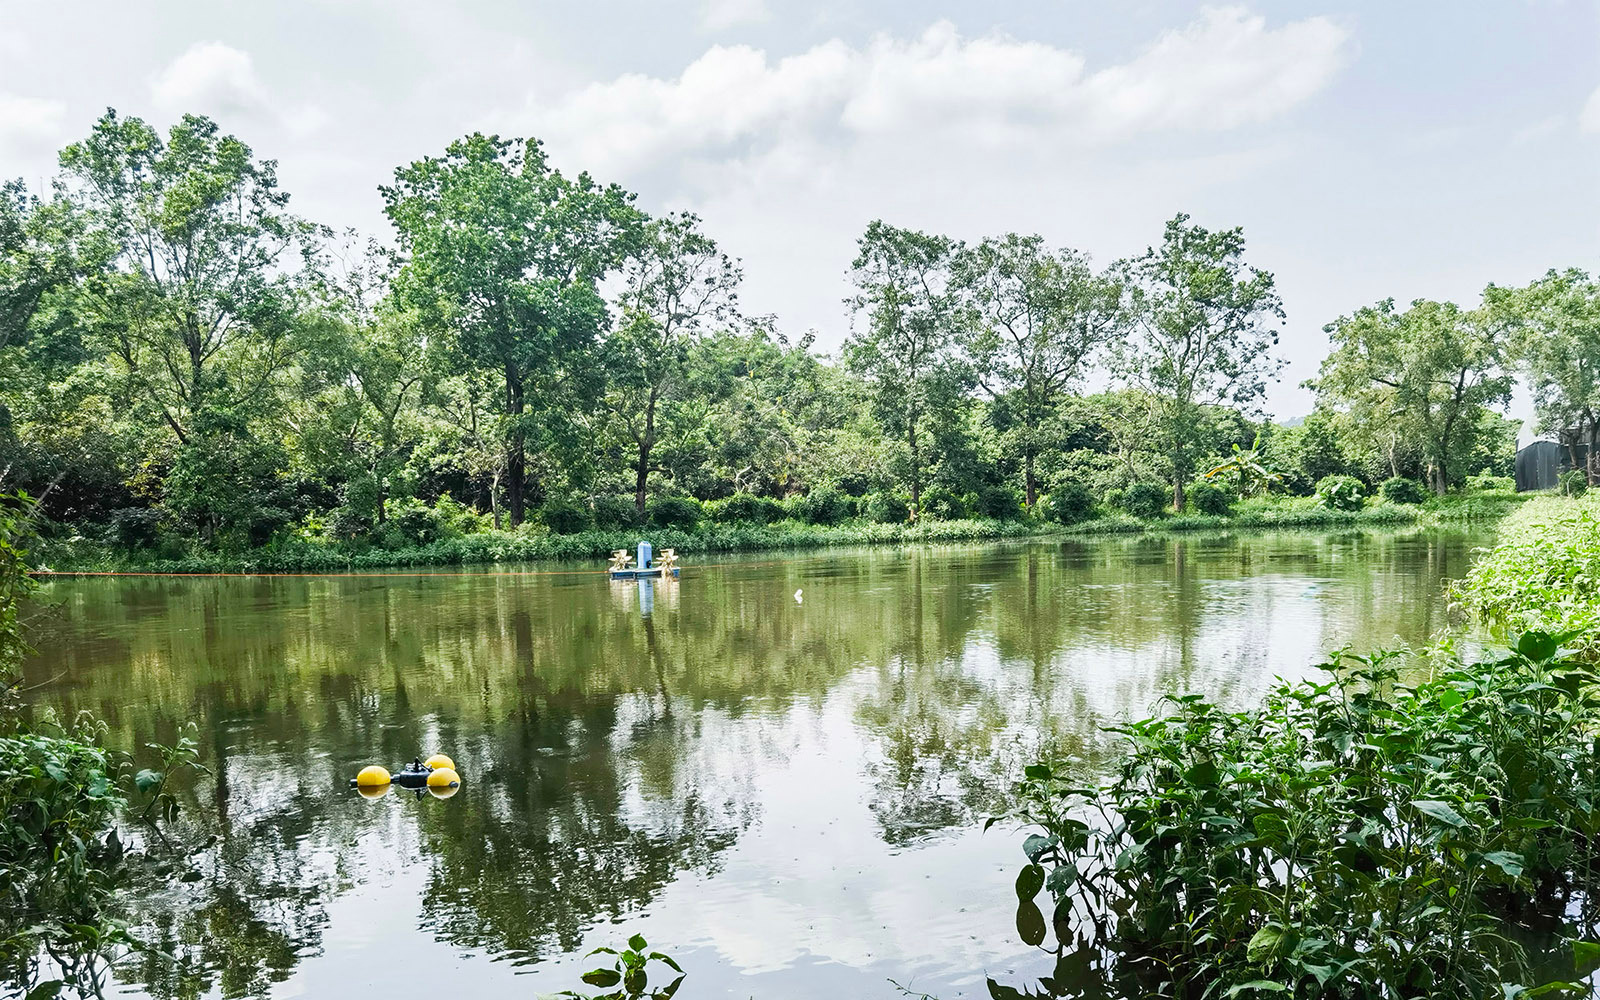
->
[150,41,328,137]
[511,6,1351,177]
[701,0,768,32]
[1580,84,1600,133]
[0,93,66,156]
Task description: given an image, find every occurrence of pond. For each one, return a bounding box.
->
[21,528,1491,999]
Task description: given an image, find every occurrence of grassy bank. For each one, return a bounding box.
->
[1454,492,1600,661]
[31,491,1532,574]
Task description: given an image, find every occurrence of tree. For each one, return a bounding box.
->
[1109,214,1283,510]
[844,221,964,514]
[607,213,741,520]
[382,134,641,525]
[59,111,320,450]
[955,234,1119,507]
[1495,269,1600,485]
[1316,298,1513,494]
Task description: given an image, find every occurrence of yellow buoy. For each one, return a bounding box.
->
[427,782,459,800]
[357,782,390,800]
[424,753,455,771]
[426,766,460,790]
[355,765,391,788]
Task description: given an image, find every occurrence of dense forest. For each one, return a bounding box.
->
[2,110,1596,559]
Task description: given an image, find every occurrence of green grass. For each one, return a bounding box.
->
[1062,490,1526,537]
[1453,492,1600,661]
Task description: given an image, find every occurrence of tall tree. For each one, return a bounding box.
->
[382,134,640,525]
[607,212,741,520]
[1109,214,1284,510]
[844,221,963,514]
[1495,270,1600,484]
[955,234,1119,507]
[1315,298,1513,494]
[59,111,320,449]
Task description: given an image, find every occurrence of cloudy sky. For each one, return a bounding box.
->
[1,1,1595,420]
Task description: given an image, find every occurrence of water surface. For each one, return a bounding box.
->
[23,528,1489,999]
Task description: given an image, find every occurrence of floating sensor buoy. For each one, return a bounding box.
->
[351,756,462,796]
[794,588,803,604]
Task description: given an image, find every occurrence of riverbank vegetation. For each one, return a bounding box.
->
[995,494,1600,999]
[4,109,1594,572]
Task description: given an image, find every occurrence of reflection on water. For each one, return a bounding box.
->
[22,529,1489,999]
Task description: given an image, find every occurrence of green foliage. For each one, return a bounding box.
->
[554,933,683,1000]
[972,484,1024,521]
[1315,473,1365,511]
[707,492,781,525]
[1379,475,1428,504]
[1185,478,1233,516]
[1467,472,1516,493]
[1455,495,1600,662]
[1562,470,1589,497]
[993,633,1600,1000]
[1038,483,1095,525]
[1121,481,1169,519]
[917,485,967,521]
[538,499,593,535]
[858,491,910,524]
[804,483,853,526]
[591,494,640,531]
[645,496,702,530]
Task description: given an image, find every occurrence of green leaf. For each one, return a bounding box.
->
[1227,981,1290,997]
[581,969,621,988]
[134,769,163,794]
[1574,939,1600,977]
[1517,630,1560,663]
[1247,924,1285,964]
[1015,901,1046,947]
[1484,851,1525,877]
[1023,763,1053,781]
[987,980,1027,1000]
[627,933,647,953]
[1015,863,1045,901]
[647,952,683,973]
[1410,799,1469,828]
[1022,834,1057,863]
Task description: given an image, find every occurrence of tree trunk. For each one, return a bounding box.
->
[907,414,921,514]
[506,363,526,526]
[635,392,658,523]
[1024,450,1038,508]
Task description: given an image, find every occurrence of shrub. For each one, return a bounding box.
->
[537,498,591,535]
[996,634,1600,1000]
[591,494,639,531]
[1186,479,1233,517]
[1561,469,1589,497]
[1466,472,1515,493]
[647,496,702,530]
[1122,481,1169,519]
[432,493,489,537]
[779,493,813,523]
[805,483,853,526]
[1316,474,1365,511]
[973,484,1024,521]
[386,497,446,545]
[1379,476,1427,505]
[710,492,782,525]
[1102,487,1125,512]
[1038,483,1095,525]
[859,491,910,524]
[918,486,966,521]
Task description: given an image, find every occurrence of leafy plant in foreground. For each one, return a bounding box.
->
[547,933,684,1000]
[992,630,1600,999]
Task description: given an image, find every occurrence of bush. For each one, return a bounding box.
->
[1561,469,1589,497]
[710,492,782,525]
[386,497,446,545]
[805,483,853,526]
[1122,481,1169,519]
[1038,482,1095,525]
[591,494,639,531]
[647,496,702,530]
[859,491,910,524]
[973,484,1024,521]
[918,486,966,521]
[1379,476,1427,505]
[997,634,1600,1000]
[1316,474,1365,511]
[1186,479,1233,517]
[537,498,591,535]
[1466,472,1515,493]
[1102,487,1125,513]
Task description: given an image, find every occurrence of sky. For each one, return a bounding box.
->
[1,1,1596,424]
